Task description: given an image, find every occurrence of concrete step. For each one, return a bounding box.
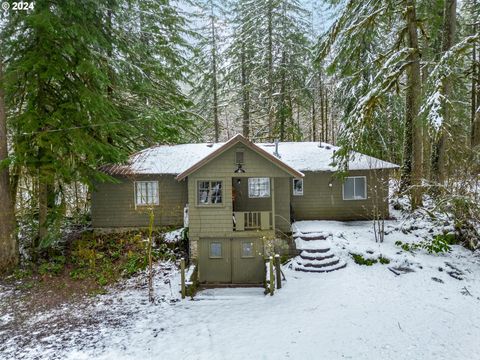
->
[299,252,335,261]
[295,260,347,273]
[301,247,331,254]
[294,232,331,241]
[296,256,340,269]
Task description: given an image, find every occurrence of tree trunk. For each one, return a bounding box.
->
[402,0,423,208]
[431,0,456,184]
[471,0,480,148]
[422,64,432,181]
[0,59,18,274]
[324,87,329,143]
[319,76,325,142]
[241,41,250,139]
[267,0,274,140]
[210,4,220,142]
[312,99,316,141]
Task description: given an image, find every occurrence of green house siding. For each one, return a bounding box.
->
[290,170,390,221]
[92,174,187,228]
[188,145,294,259]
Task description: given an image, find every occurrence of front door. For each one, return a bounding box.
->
[198,238,231,283]
[198,237,265,284]
[231,238,265,284]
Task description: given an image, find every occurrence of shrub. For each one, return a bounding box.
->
[351,253,377,266]
[38,255,66,276]
[395,235,452,254]
[378,256,390,264]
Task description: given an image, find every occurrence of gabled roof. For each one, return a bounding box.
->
[102,135,399,176]
[176,134,304,180]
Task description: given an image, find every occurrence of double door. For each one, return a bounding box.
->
[198,237,265,284]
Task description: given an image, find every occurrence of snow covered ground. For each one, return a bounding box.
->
[2,219,480,360]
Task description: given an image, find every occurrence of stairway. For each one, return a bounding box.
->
[293,231,346,273]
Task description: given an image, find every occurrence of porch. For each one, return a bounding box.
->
[233,211,272,231]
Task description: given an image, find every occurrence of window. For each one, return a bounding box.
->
[343,176,367,200]
[241,241,254,258]
[235,150,244,164]
[293,178,303,196]
[135,181,159,206]
[210,242,222,258]
[248,178,270,198]
[197,181,223,205]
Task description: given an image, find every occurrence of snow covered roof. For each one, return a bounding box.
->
[104,135,399,176]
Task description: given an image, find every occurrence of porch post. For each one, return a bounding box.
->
[271,177,275,232]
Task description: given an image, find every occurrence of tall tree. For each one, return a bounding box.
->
[471,0,480,148]
[431,0,457,185]
[0,56,17,273]
[3,0,193,250]
[403,0,423,208]
[190,0,226,142]
[316,0,426,207]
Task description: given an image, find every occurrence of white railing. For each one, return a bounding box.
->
[234,211,272,231]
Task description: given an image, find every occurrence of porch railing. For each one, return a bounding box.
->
[233,211,272,231]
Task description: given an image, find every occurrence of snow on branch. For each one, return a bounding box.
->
[421,34,480,131]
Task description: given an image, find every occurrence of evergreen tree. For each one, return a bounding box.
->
[189,0,227,142]
[2,0,194,249]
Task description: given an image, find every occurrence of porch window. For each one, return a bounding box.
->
[248,178,270,198]
[241,241,254,258]
[135,181,159,206]
[210,242,222,258]
[198,181,223,205]
[343,176,367,200]
[293,178,303,196]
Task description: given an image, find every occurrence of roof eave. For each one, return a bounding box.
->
[176,134,304,181]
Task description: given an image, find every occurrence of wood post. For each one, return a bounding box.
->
[180,258,186,299]
[275,254,281,289]
[271,178,276,232]
[269,256,274,296]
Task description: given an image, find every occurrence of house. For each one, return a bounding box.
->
[93,134,398,284]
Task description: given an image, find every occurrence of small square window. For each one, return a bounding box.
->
[293,178,303,196]
[210,242,222,258]
[198,181,223,205]
[242,242,254,257]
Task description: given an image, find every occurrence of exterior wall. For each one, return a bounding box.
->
[290,169,390,221]
[92,174,187,228]
[188,144,293,258]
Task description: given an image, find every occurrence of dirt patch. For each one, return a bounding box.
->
[0,262,177,360]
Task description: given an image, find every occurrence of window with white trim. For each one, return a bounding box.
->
[135,181,159,206]
[248,178,270,198]
[343,177,367,200]
[293,178,303,196]
[197,181,223,205]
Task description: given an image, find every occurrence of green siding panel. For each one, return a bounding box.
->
[188,145,293,241]
[290,170,390,221]
[91,175,187,228]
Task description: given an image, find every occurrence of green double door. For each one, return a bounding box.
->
[198,237,265,284]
